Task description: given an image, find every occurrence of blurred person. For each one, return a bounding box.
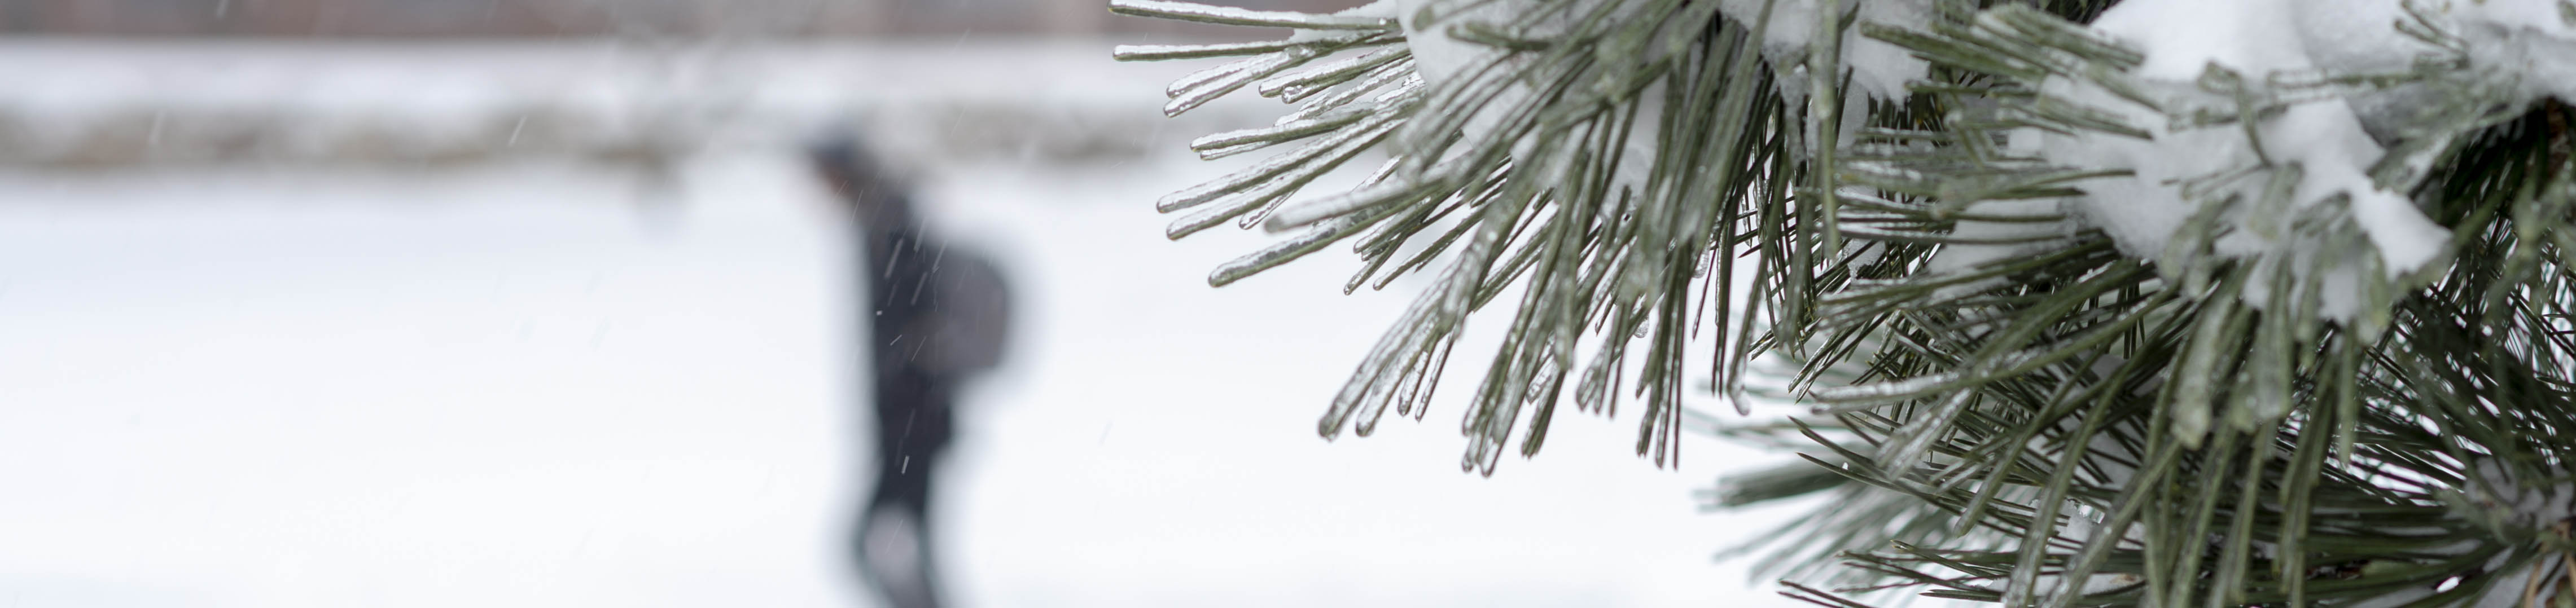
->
[809,137,1013,608]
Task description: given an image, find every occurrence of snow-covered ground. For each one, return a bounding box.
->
[0,41,1813,607]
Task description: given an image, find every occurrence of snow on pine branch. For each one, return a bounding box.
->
[1896,0,2576,329]
[1811,0,2576,465]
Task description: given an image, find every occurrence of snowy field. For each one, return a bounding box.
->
[0,41,1816,607]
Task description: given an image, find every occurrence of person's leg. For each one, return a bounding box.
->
[858,475,936,608]
[858,376,953,608]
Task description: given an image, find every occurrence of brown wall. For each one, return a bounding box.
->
[0,0,1357,37]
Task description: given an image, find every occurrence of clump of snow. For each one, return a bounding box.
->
[2035,0,2576,320]
[1335,0,1667,202]
[2009,0,2463,320]
[2467,459,2576,532]
[1373,0,1524,169]
[2439,0,2576,103]
[1385,0,1930,157]
[2295,0,2576,136]
[1716,0,1934,103]
[1925,0,2576,321]
[1378,0,1491,89]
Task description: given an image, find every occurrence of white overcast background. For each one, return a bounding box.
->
[0,41,1816,607]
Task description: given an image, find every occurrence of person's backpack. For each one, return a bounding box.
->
[919,248,1011,377]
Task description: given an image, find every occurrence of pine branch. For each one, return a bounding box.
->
[1114,0,2576,605]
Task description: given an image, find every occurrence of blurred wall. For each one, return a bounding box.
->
[0,0,1356,37]
[0,0,1313,170]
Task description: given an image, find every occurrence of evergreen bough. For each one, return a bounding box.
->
[1110,0,2576,605]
